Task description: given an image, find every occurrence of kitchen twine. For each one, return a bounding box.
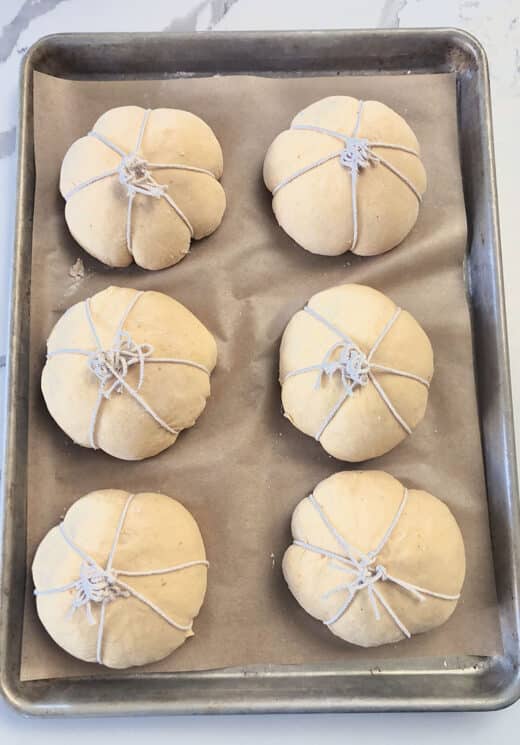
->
[64,108,217,256]
[294,489,460,638]
[34,492,208,665]
[272,99,422,250]
[47,290,210,449]
[283,304,430,441]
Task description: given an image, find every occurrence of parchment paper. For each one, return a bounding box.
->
[20,70,501,681]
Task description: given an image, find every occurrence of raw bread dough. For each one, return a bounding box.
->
[280,283,433,462]
[41,285,217,460]
[60,106,226,270]
[33,489,208,668]
[264,96,426,256]
[283,470,465,647]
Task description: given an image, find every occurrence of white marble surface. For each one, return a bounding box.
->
[1,0,519,739]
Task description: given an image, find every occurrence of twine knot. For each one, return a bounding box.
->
[87,331,154,398]
[339,137,372,172]
[316,342,370,394]
[355,563,371,587]
[69,561,130,625]
[353,556,386,587]
[118,154,166,198]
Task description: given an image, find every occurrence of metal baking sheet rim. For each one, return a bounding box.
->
[0,28,519,716]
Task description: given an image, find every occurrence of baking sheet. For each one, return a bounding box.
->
[20,70,501,681]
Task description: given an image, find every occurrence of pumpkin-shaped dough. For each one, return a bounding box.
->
[41,286,217,460]
[33,489,208,668]
[264,96,426,256]
[60,106,226,270]
[283,471,465,647]
[280,284,433,461]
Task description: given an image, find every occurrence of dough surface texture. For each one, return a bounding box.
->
[283,471,465,647]
[264,96,426,256]
[33,489,208,668]
[41,286,217,460]
[280,283,433,461]
[60,106,226,270]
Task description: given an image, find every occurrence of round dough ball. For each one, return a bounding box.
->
[33,489,208,668]
[41,286,217,460]
[280,283,433,462]
[264,96,426,256]
[60,106,226,270]
[283,471,465,647]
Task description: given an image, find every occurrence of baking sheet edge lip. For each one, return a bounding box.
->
[0,41,34,717]
[4,677,520,717]
[464,14,520,675]
[20,27,485,80]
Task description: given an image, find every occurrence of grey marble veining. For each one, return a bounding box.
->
[0,0,69,158]
[0,0,241,158]
[0,127,15,159]
[163,0,239,32]
[0,0,68,61]
[378,0,408,28]
[162,0,209,32]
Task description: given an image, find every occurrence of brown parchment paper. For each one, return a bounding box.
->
[20,70,501,682]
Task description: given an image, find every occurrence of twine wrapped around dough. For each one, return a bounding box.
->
[294,489,460,638]
[48,290,210,449]
[272,99,422,250]
[283,304,430,441]
[34,493,208,665]
[64,108,217,256]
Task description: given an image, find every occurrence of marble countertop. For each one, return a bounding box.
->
[1,0,519,740]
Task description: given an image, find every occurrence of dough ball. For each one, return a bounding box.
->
[264,96,426,256]
[60,106,226,270]
[280,283,433,462]
[33,489,208,668]
[283,470,465,647]
[41,286,217,460]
